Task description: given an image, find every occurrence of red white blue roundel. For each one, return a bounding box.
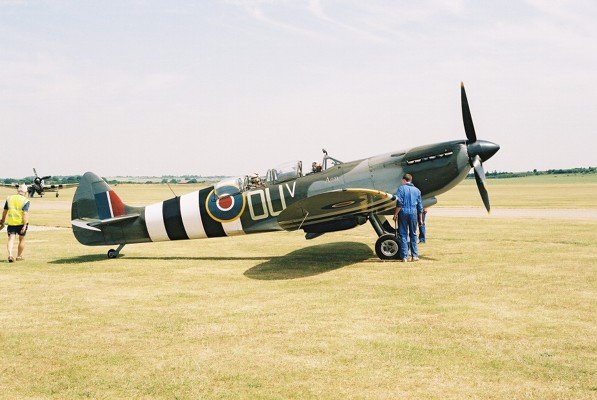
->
[206,186,245,223]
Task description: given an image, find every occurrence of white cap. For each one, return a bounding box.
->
[18,184,28,194]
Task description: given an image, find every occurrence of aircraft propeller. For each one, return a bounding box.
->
[461,82,499,212]
[33,168,51,183]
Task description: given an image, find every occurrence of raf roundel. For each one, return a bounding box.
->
[206,186,246,223]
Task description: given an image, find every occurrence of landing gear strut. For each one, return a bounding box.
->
[107,243,125,259]
[369,213,401,260]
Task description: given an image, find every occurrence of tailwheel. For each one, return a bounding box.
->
[107,244,125,259]
[375,234,401,260]
[56,192,59,197]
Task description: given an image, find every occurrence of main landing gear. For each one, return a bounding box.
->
[107,244,125,259]
[369,214,401,260]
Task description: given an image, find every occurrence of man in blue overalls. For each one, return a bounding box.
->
[393,174,423,262]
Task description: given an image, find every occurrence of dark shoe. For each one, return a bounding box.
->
[411,257,419,262]
[8,256,14,263]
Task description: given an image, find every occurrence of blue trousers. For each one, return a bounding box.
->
[418,211,427,243]
[399,211,419,259]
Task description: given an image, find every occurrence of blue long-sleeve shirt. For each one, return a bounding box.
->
[395,183,423,215]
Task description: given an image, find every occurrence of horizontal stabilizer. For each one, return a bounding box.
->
[71,214,140,232]
[89,213,140,227]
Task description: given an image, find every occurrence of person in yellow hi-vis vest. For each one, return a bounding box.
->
[0,184,30,262]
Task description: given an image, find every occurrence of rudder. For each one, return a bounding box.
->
[71,172,148,246]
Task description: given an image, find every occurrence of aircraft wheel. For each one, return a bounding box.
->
[375,234,401,260]
[107,249,118,259]
[56,193,59,197]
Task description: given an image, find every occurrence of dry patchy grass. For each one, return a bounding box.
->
[437,174,597,209]
[0,177,596,399]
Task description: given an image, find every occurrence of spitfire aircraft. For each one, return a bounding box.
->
[3,168,78,197]
[71,84,499,260]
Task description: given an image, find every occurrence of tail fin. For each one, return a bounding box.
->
[71,172,128,220]
[71,172,146,246]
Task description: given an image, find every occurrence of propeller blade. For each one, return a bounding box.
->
[461,82,477,143]
[33,168,38,177]
[41,176,51,180]
[472,155,490,212]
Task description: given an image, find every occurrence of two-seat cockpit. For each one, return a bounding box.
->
[213,149,343,198]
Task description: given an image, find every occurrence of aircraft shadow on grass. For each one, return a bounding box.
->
[50,242,373,280]
[244,242,372,280]
[49,254,272,264]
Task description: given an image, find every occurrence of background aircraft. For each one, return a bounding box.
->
[3,168,78,197]
[71,84,499,259]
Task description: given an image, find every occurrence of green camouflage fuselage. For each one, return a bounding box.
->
[72,140,470,246]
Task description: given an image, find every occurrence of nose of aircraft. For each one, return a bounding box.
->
[467,140,500,162]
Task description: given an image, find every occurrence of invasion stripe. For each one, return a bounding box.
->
[163,197,189,241]
[179,191,207,239]
[145,202,169,242]
[222,219,245,236]
[198,187,226,238]
[280,202,395,230]
[279,197,395,226]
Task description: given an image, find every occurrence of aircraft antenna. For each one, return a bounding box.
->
[166,182,178,197]
[297,210,310,230]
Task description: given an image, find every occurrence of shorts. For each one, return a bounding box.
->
[7,225,27,237]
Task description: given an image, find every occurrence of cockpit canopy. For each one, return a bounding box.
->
[214,176,245,198]
[265,161,302,184]
[212,151,342,196]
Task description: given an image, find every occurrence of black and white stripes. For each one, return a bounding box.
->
[144,187,245,242]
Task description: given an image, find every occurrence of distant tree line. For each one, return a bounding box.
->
[2,175,82,185]
[2,175,224,185]
[467,167,595,179]
[4,168,593,185]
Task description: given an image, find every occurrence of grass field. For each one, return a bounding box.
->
[438,174,597,209]
[0,177,596,399]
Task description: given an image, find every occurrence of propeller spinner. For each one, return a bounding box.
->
[461,82,500,212]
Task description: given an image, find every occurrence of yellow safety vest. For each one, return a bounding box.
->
[5,194,29,226]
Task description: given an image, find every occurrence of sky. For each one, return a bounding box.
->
[1,0,596,178]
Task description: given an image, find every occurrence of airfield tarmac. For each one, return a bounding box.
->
[1,175,596,399]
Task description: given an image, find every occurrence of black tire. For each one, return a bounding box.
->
[375,234,401,260]
[107,249,118,259]
[56,192,59,197]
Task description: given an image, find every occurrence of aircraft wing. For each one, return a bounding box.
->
[45,183,79,190]
[277,188,396,231]
[1,183,20,189]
